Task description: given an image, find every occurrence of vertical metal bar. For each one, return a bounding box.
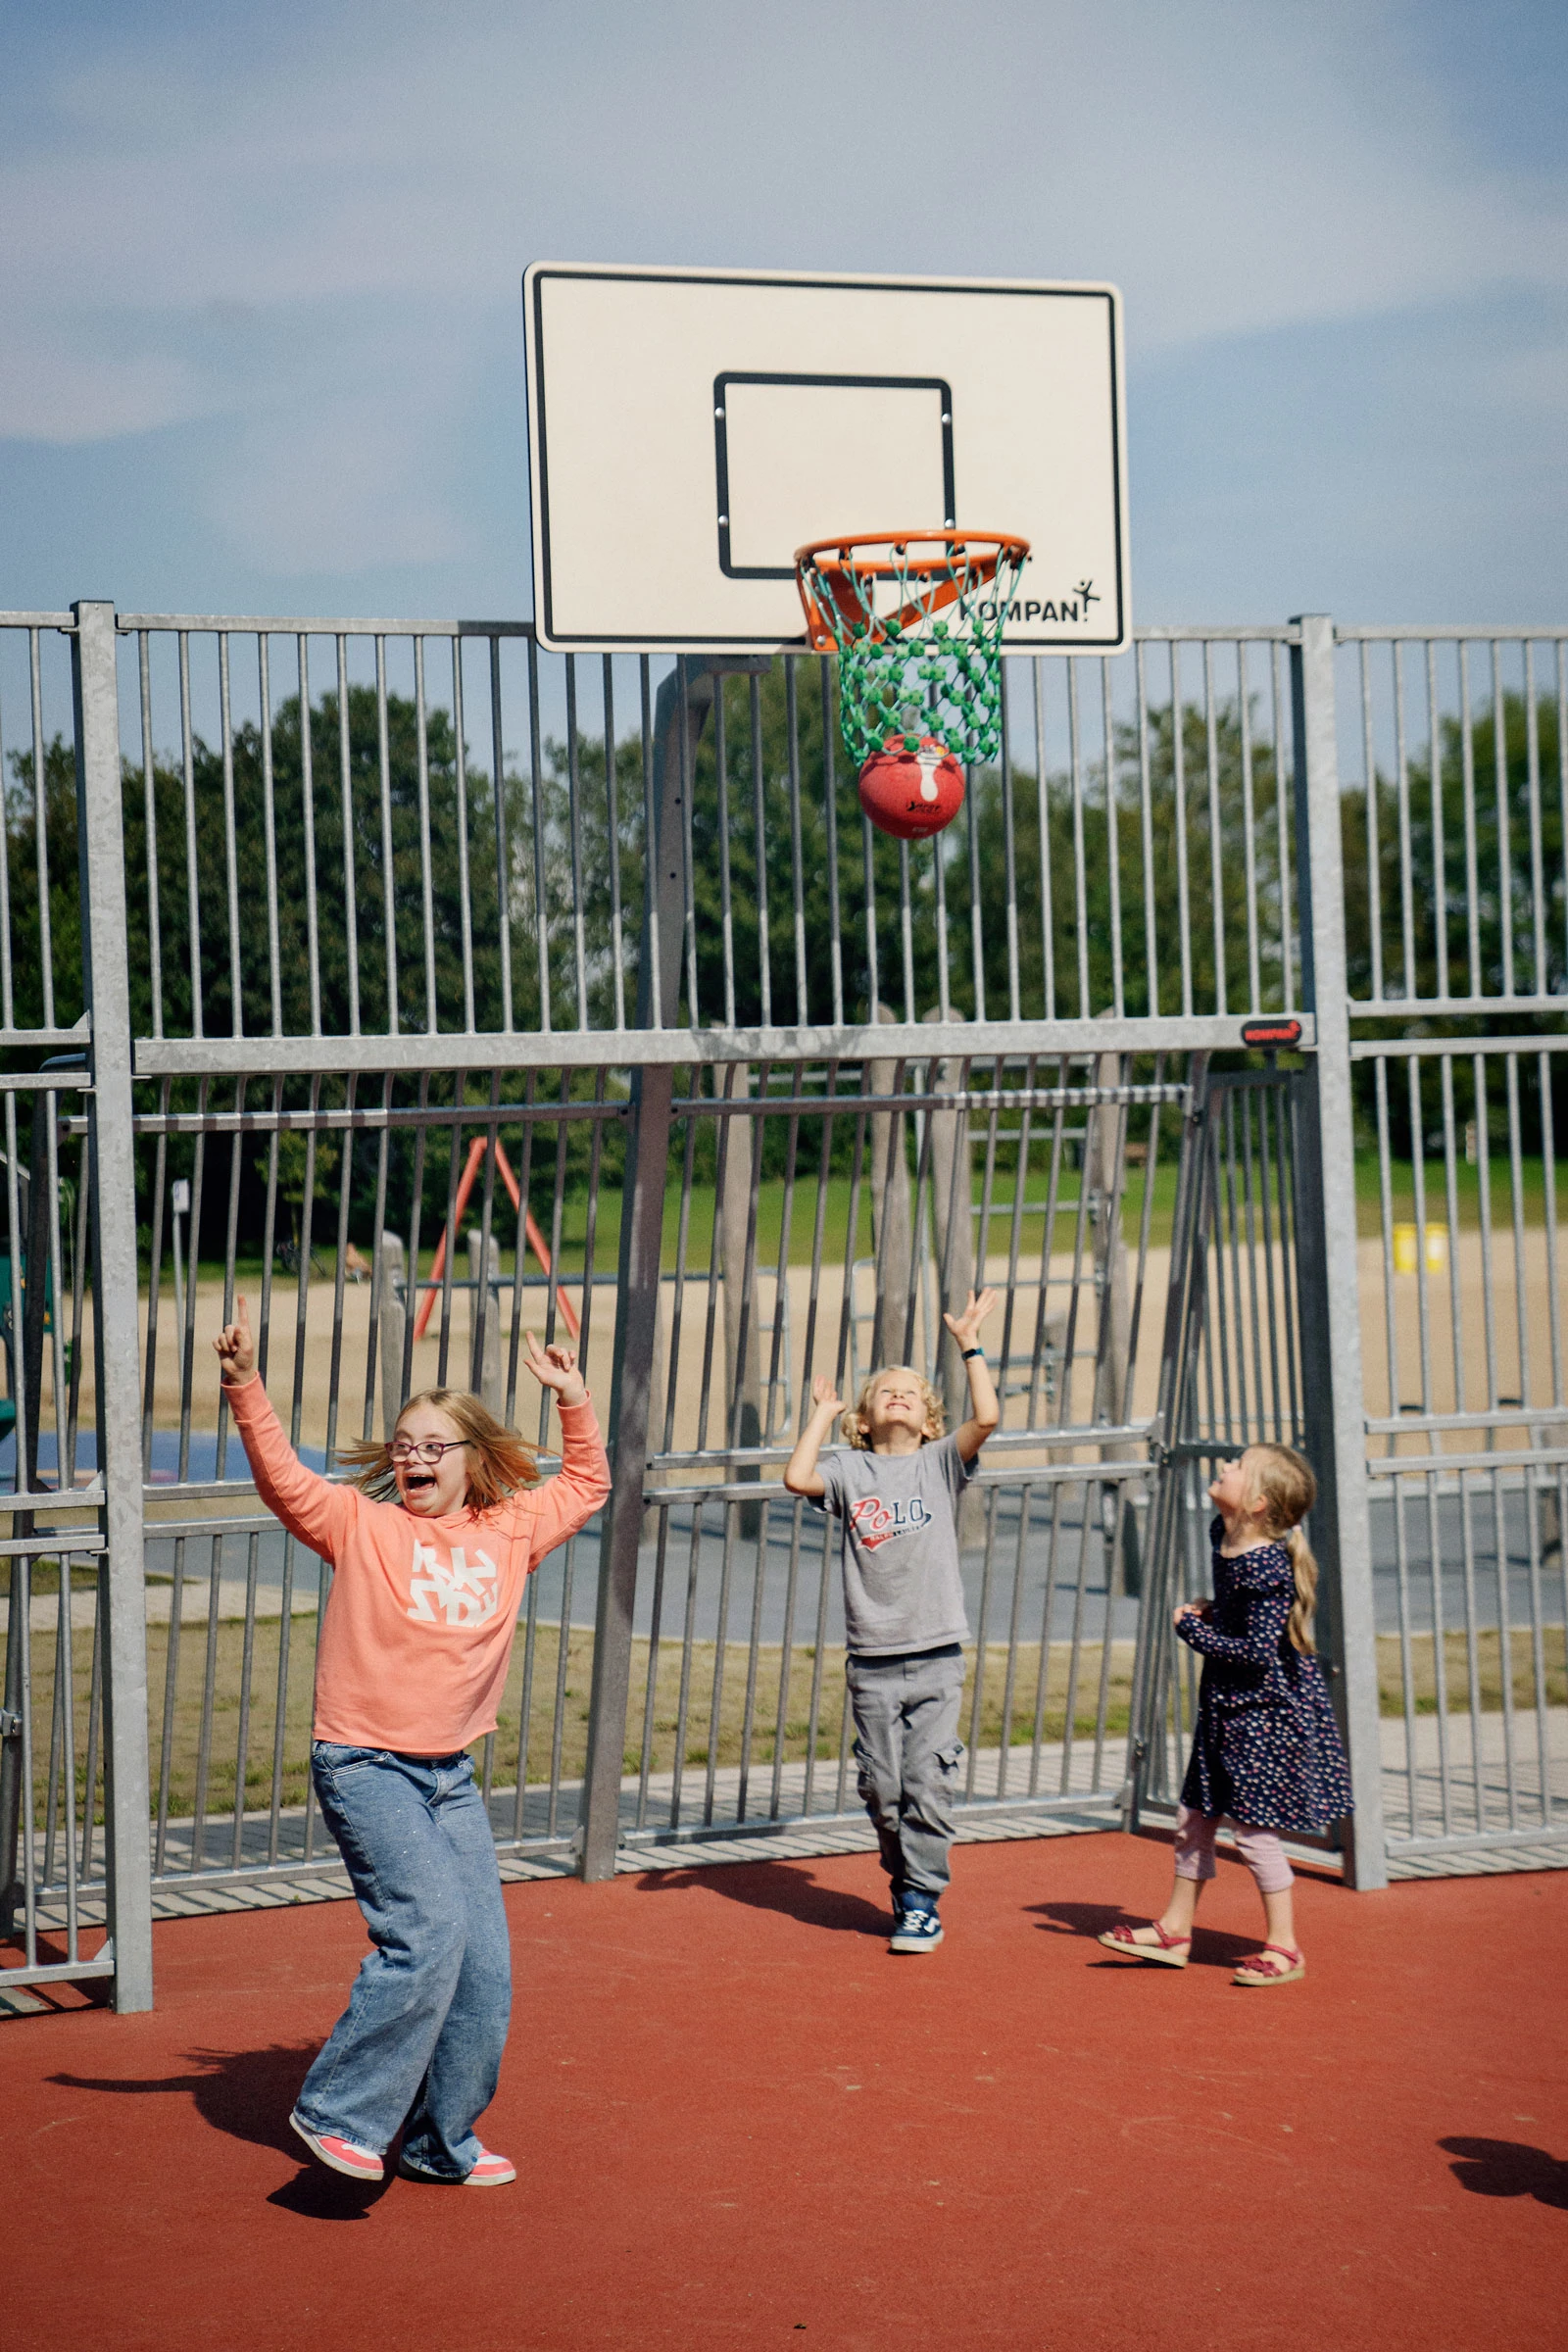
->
[1135,643,1156,1016]
[1524,644,1546,996]
[564,657,588,1029]
[1291,612,1387,1888]
[1170,644,1193,1016]
[1203,641,1226,1015]
[138,633,162,1039]
[1067,662,1090,1015]
[604,656,625,1034]
[965,743,985,1022]
[72,601,153,2007]
[415,637,438,1033]
[786,660,808,1026]
[1359,640,1383,1003]
[1102,658,1124,1017]
[375,637,399,1035]
[0,654,16,1033]
[714,677,736,1030]
[821,661,844,1027]
[1394,643,1417,1004]
[528,634,552,1030]
[297,636,321,1037]
[1238,644,1261,1010]
[751,671,771,1031]
[1271,641,1295,1010]
[1459,641,1482,998]
[494,637,514,1033]
[176,633,200,1037]
[452,638,476,1032]
[1426,641,1449,1004]
[1001,666,1020,1020]
[337,635,361,1035]
[1492,640,1515,999]
[258,637,283,1035]
[30,631,56,1031]
[1036,658,1056,1021]
[219,637,243,1036]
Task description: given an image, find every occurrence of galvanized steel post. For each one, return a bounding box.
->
[1291,614,1388,1889]
[72,601,156,2004]
[578,662,697,1881]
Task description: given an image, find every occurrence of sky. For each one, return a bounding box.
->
[2,0,1565,628]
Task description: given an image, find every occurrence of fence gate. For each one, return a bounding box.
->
[1127,1061,1329,1831]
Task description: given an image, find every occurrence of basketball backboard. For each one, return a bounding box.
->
[522,264,1128,656]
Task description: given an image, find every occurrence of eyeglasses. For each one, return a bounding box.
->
[389,1438,470,1466]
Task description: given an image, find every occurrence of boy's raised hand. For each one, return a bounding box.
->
[521,1329,588,1408]
[810,1372,844,1419]
[214,1295,257,1385]
[942,1287,999,1353]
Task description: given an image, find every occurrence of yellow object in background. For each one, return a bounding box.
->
[1393,1221,1449,1274]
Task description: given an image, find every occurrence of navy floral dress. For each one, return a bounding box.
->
[1175,1521,1353,1835]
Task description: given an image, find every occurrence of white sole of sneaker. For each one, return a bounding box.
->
[289,2112,383,2181]
[888,1934,945,1953]
[399,2159,517,2187]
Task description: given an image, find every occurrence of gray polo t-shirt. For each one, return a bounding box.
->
[812,1433,973,1657]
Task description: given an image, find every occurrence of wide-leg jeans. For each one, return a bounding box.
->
[293,1742,512,2177]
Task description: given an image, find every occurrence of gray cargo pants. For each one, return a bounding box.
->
[847,1644,966,1900]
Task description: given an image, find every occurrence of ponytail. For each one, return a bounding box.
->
[1284,1525,1318,1655]
[1245,1443,1319,1654]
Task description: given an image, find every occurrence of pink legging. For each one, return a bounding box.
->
[1174,1803,1295,1894]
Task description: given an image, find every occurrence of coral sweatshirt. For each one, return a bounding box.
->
[223,1375,611,1754]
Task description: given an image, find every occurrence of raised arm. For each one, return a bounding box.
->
[216,1297,360,1562]
[783,1374,844,1498]
[943,1289,1001,1462]
[517,1332,611,1559]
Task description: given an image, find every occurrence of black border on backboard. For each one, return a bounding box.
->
[524,264,1128,652]
[712,372,956,580]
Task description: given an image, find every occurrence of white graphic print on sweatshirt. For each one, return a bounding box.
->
[406,1536,501,1627]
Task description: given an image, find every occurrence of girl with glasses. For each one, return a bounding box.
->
[215,1298,610,2188]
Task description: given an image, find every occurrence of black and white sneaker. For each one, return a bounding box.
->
[889,1901,944,1953]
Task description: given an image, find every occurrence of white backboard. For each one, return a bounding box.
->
[523,264,1129,655]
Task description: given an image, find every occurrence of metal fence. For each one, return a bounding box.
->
[0,602,1562,2013]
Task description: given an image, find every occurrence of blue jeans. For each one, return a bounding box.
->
[294,1743,512,2177]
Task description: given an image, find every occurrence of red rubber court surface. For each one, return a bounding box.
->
[6,1832,1565,2352]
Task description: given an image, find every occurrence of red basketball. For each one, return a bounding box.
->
[857,734,966,840]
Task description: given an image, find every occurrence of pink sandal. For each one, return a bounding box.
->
[1098,1920,1191,1969]
[1233,1942,1305,1985]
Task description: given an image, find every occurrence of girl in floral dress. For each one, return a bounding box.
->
[1100,1444,1352,1985]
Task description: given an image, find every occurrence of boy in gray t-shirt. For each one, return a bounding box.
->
[784,1291,999,1952]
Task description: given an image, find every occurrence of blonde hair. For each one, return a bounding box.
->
[339,1388,540,1507]
[1243,1443,1318,1654]
[841,1365,945,1450]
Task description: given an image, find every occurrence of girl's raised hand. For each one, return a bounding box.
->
[521,1330,588,1408]
[810,1372,844,1418]
[942,1287,999,1353]
[214,1296,257,1386]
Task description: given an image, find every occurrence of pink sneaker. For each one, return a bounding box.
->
[399,2146,516,2186]
[289,2112,383,2181]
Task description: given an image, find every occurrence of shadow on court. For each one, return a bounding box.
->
[630,1859,890,1937]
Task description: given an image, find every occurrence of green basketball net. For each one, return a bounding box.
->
[795,530,1030,773]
